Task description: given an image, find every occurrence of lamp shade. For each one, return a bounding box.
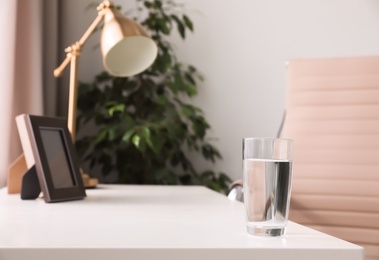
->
[101,8,158,77]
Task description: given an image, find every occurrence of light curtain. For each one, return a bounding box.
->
[0,1,58,187]
[0,1,17,187]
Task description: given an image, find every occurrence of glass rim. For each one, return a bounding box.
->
[243,137,293,142]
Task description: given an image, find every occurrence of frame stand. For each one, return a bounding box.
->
[7,154,27,194]
[21,165,41,200]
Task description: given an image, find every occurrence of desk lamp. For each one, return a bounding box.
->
[53,0,158,187]
[8,0,157,192]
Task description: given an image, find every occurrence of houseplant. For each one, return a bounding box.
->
[76,0,231,193]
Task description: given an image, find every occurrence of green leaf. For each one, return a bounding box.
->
[182,106,192,118]
[186,83,197,96]
[122,129,135,143]
[108,104,125,116]
[95,128,108,144]
[156,95,168,105]
[108,128,116,141]
[121,115,135,128]
[150,134,164,154]
[161,50,172,71]
[141,127,153,148]
[171,15,186,39]
[95,71,112,82]
[131,133,147,153]
[132,134,140,148]
[192,116,209,139]
[154,0,162,8]
[157,18,170,35]
[183,15,193,31]
[155,168,177,184]
[144,1,153,8]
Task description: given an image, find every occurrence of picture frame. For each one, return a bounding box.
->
[16,114,86,202]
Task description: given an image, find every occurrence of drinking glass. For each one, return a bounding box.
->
[243,137,293,236]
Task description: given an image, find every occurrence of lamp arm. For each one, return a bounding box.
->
[52,1,113,141]
[53,55,71,78]
[53,10,106,77]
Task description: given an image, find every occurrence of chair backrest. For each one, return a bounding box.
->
[282,56,379,260]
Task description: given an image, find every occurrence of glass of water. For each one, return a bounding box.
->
[243,137,293,236]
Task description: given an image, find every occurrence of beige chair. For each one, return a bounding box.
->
[282,56,379,260]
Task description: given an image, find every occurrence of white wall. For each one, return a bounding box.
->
[59,0,379,181]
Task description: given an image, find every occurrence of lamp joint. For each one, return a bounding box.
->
[97,1,114,11]
[65,42,82,57]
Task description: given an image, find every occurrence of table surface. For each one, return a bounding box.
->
[0,184,364,260]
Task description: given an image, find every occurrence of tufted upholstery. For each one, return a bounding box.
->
[282,56,379,260]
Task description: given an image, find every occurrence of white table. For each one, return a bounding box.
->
[0,184,364,260]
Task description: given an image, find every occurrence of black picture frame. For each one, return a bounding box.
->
[17,114,86,202]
